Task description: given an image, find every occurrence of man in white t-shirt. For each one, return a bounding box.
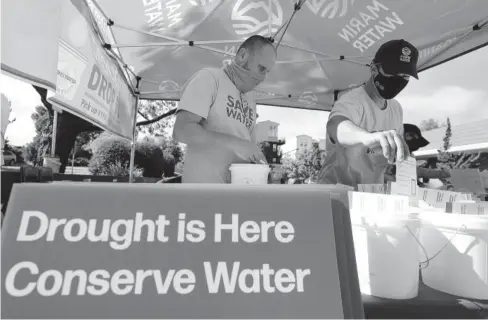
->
[172,35,276,183]
[317,39,419,187]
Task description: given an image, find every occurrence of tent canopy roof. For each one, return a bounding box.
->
[85,0,488,111]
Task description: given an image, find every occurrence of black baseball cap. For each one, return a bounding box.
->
[374,39,419,79]
[404,124,429,148]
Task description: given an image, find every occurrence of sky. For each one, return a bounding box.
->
[2,45,488,152]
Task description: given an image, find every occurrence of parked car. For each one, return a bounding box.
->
[2,150,17,166]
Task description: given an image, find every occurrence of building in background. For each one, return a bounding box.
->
[254,120,279,142]
[294,134,328,166]
[296,134,313,153]
[296,135,326,152]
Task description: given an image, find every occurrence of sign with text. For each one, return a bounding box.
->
[348,191,410,215]
[1,183,349,319]
[414,187,470,209]
[446,201,488,215]
[357,184,387,194]
[395,156,417,196]
[47,0,135,139]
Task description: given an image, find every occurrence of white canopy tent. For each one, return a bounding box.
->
[2,0,488,180]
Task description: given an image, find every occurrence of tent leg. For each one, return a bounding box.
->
[129,96,139,183]
[71,141,76,174]
[51,110,58,157]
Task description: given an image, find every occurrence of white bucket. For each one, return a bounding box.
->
[229,164,270,185]
[419,212,488,300]
[43,156,61,173]
[351,212,421,299]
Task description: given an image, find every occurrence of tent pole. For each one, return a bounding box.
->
[267,0,272,36]
[129,96,139,183]
[51,111,58,157]
[71,141,76,174]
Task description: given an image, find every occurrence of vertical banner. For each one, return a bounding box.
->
[48,0,135,140]
[1,0,62,91]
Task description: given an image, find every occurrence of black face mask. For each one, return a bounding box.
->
[374,73,409,99]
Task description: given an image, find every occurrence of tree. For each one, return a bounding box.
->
[419,118,444,132]
[33,86,103,172]
[32,86,178,173]
[23,105,101,167]
[68,131,102,166]
[88,132,184,178]
[136,100,176,137]
[23,105,52,166]
[282,142,323,183]
[23,136,43,166]
[436,117,481,189]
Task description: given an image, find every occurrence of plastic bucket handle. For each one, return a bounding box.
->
[364,218,467,270]
[406,224,468,270]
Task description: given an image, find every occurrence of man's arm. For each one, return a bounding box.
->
[327,116,372,147]
[173,111,250,150]
[326,99,373,147]
[417,167,450,179]
[326,98,407,162]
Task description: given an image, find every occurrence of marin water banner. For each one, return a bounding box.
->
[1,183,361,319]
[84,0,488,110]
[48,0,136,139]
[2,0,487,113]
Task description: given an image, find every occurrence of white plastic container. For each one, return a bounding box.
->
[351,212,421,299]
[419,212,488,299]
[229,164,270,185]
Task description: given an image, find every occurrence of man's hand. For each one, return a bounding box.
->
[364,130,410,164]
[233,141,267,164]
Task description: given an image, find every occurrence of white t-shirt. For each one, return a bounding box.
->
[317,86,403,187]
[177,68,257,183]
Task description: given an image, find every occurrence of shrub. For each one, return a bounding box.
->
[136,137,165,178]
[88,134,183,178]
[88,134,131,176]
[104,160,143,178]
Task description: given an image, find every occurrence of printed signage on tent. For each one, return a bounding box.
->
[3,0,488,112]
[1,183,353,319]
[48,0,135,139]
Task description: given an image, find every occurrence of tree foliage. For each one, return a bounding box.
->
[30,86,103,172]
[23,105,52,166]
[88,133,184,178]
[30,86,179,173]
[436,117,481,189]
[88,133,134,176]
[282,142,323,183]
[136,100,177,137]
